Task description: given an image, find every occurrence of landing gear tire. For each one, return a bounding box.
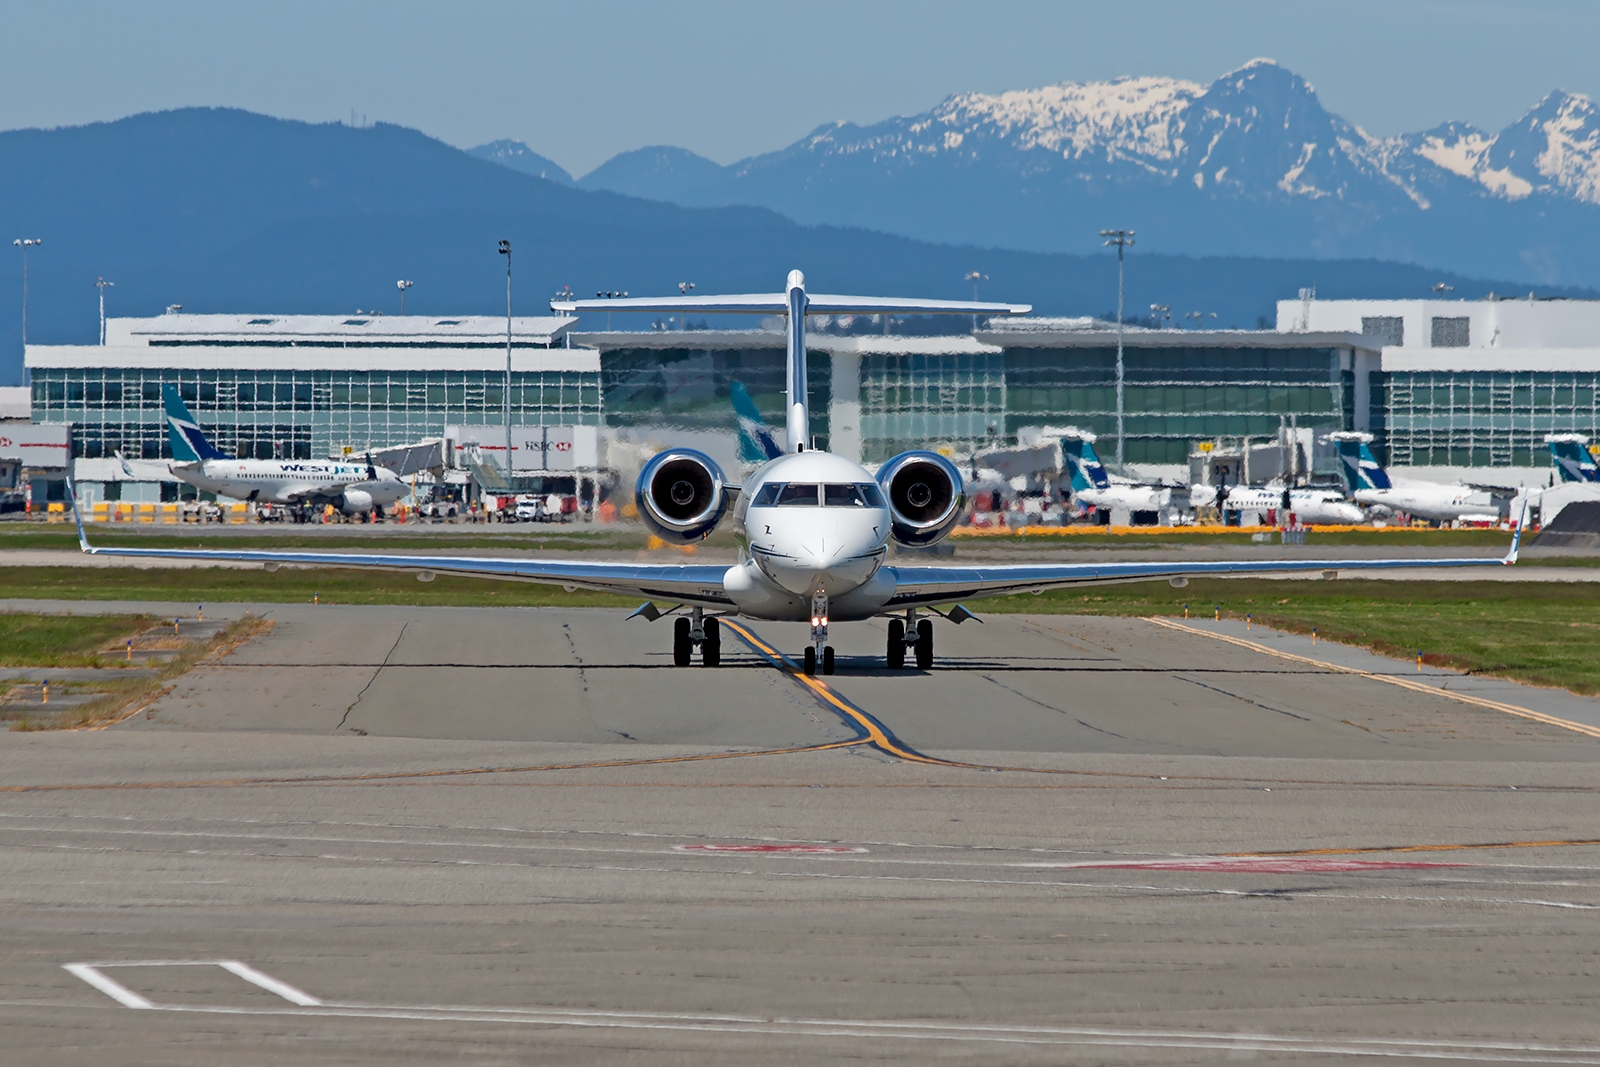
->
[673,617,692,667]
[803,646,816,675]
[701,618,721,667]
[822,646,835,675]
[915,619,934,670]
[886,619,905,669]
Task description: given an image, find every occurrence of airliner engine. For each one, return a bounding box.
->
[636,448,730,544]
[877,451,966,546]
[339,489,375,515]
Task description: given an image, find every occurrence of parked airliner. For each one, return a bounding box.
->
[155,384,408,516]
[1330,432,1499,525]
[74,273,1518,674]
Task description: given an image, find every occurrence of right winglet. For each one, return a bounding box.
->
[1504,499,1528,565]
[65,466,93,554]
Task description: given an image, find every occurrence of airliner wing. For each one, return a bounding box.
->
[884,552,1516,609]
[803,295,1031,316]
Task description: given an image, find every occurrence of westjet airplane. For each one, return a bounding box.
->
[155,384,409,516]
[1546,434,1600,483]
[1057,430,1178,516]
[1330,432,1499,525]
[73,273,1519,674]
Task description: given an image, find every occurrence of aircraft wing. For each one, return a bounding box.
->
[74,531,734,606]
[883,551,1516,609]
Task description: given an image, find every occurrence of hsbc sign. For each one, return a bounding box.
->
[447,425,599,473]
[0,423,70,468]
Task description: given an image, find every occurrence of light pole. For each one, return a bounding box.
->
[1185,310,1216,330]
[96,277,114,345]
[1100,229,1134,467]
[1149,303,1170,330]
[498,240,513,483]
[964,271,988,330]
[397,279,413,315]
[14,238,40,384]
[678,281,694,330]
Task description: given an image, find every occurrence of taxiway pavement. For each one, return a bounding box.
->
[2,600,1599,1064]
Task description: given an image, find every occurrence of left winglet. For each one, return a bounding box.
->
[65,465,93,554]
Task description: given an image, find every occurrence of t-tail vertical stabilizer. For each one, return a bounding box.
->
[1546,434,1600,483]
[1330,432,1390,492]
[163,384,232,462]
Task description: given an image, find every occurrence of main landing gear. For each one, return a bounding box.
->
[885,609,933,670]
[672,607,720,667]
[801,591,835,676]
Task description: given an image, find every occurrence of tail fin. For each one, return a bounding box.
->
[731,381,783,463]
[1058,432,1110,492]
[163,384,231,462]
[1546,434,1599,483]
[1332,433,1390,492]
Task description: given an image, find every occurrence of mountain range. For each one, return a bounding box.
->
[488,60,1600,288]
[0,95,1594,385]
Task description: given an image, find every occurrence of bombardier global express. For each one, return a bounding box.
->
[73,271,1520,674]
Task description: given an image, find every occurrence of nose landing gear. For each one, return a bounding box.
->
[803,592,834,675]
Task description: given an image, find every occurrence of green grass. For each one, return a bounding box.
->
[0,566,637,608]
[0,524,674,552]
[0,613,155,667]
[983,578,1600,695]
[957,527,1521,548]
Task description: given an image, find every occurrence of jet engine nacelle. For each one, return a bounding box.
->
[339,489,375,515]
[877,451,967,546]
[636,448,730,544]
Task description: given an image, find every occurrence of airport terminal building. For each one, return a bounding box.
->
[24,297,1600,492]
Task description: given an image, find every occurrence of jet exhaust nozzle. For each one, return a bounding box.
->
[636,448,730,544]
[877,451,966,546]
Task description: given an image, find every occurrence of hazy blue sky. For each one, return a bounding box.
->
[4,0,1596,176]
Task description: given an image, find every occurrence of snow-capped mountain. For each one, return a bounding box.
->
[538,60,1600,287]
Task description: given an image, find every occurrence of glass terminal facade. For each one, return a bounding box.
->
[31,367,602,460]
[1379,370,1600,468]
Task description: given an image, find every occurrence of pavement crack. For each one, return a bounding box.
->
[1173,674,1314,722]
[979,674,1131,739]
[562,623,588,693]
[336,621,409,732]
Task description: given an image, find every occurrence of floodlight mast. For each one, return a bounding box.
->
[14,238,40,384]
[1100,228,1134,467]
[397,279,413,315]
[498,240,513,482]
[96,277,114,345]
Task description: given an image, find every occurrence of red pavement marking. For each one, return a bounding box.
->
[675,844,868,854]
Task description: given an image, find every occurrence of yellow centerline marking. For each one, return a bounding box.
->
[1146,615,1600,740]
[720,620,962,767]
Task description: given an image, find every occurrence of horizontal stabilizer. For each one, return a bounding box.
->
[552,293,1031,316]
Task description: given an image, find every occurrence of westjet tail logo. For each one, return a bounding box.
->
[1336,443,1391,491]
[1548,440,1600,483]
[1061,439,1110,492]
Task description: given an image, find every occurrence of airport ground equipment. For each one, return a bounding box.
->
[72,272,1523,673]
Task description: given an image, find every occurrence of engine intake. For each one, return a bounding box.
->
[636,448,730,544]
[877,451,966,546]
[339,489,375,515]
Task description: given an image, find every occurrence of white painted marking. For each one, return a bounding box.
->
[62,964,153,1009]
[218,960,322,1005]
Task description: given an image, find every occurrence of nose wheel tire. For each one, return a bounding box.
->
[701,618,721,667]
[886,619,905,669]
[673,617,692,667]
[803,646,816,675]
[822,646,835,675]
[915,619,934,670]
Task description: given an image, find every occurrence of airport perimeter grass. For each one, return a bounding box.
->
[1,566,1596,696]
[0,613,155,667]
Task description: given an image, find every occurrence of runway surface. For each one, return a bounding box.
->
[3,601,1600,1064]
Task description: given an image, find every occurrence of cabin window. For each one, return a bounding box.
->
[750,483,782,506]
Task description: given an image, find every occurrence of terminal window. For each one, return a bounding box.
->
[1361,316,1404,347]
[1431,317,1470,347]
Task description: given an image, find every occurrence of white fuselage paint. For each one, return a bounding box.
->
[1189,486,1365,525]
[170,459,409,509]
[1352,484,1498,525]
[1074,485,1171,512]
[725,450,896,623]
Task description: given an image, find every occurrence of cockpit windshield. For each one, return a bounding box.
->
[750,482,886,507]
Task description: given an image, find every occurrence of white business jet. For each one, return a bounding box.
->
[73,272,1519,674]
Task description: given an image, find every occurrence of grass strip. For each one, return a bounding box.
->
[0,613,157,667]
[9,615,274,731]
